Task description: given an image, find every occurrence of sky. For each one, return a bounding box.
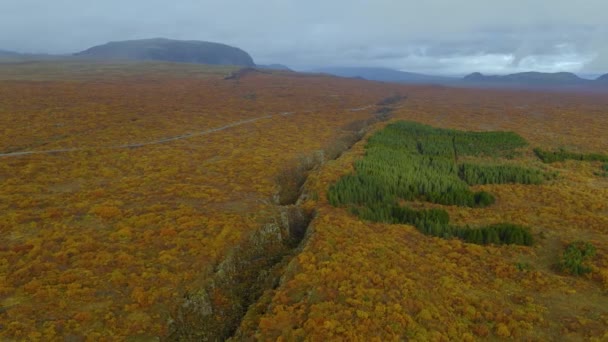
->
[1,0,607,76]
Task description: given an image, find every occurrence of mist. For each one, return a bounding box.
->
[1,0,607,74]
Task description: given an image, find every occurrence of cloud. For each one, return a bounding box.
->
[587,52,608,74]
[582,28,608,74]
[1,0,606,74]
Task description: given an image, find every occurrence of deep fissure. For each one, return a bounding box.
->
[166,98,401,340]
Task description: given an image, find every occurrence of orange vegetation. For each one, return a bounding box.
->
[241,87,608,341]
[0,65,399,339]
[1,62,608,340]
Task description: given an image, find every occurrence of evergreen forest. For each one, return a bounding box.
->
[328,121,550,245]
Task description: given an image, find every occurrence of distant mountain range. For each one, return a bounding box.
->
[74,38,255,67]
[257,64,292,71]
[0,49,22,57]
[314,67,456,84]
[2,40,608,89]
[462,71,601,86]
[317,67,608,89]
[594,73,608,83]
[0,49,59,60]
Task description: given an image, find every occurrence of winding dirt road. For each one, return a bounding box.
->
[0,105,376,158]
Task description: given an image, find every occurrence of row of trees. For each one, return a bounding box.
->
[534,147,608,177]
[327,154,491,208]
[534,147,608,163]
[328,121,540,245]
[454,131,527,157]
[366,121,528,159]
[459,163,550,185]
[350,205,532,246]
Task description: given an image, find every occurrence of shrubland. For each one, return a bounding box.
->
[0,62,401,339]
[241,86,608,341]
[1,62,607,340]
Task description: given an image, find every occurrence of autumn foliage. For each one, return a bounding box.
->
[0,62,399,339]
[240,85,608,340]
[1,62,608,340]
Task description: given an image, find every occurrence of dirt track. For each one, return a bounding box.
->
[0,106,376,158]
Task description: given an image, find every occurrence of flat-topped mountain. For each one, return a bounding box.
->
[74,38,255,66]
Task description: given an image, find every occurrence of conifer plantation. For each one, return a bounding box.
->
[328,121,546,245]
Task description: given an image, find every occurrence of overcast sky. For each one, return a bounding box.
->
[1,0,607,75]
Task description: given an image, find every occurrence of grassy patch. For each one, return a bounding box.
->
[558,241,597,276]
[599,163,608,177]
